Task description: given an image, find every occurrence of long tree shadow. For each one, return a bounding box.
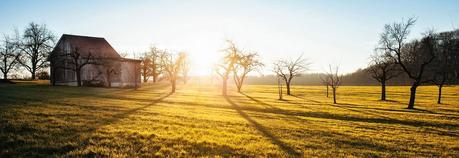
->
[100,92,173,124]
[0,90,174,157]
[240,92,281,110]
[224,96,302,157]
[163,98,459,130]
[332,104,392,119]
[60,92,174,156]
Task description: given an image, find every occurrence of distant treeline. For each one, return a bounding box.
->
[244,70,456,86]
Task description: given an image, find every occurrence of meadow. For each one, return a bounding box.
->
[0,81,458,157]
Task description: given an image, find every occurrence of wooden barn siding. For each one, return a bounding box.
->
[51,38,141,88]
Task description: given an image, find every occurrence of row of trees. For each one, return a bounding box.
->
[213,18,458,108]
[0,22,55,80]
[213,40,347,104]
[139,46,190,93]
[214,40,263,95]
[368,17,459,108]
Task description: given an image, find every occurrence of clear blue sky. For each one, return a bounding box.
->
[1,0,458,75]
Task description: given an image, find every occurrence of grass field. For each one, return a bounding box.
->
[0,81,458,157]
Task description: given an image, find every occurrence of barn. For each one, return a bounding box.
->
[50,34,141,88]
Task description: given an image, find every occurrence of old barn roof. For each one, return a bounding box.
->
[54,34,121,58]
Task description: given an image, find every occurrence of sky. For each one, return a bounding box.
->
[1,0,458,76]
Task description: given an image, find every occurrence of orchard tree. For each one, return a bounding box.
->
[0,35,20,79]
[367,50,400,100]
[160,50,185,93]
[215,40,239,96]
[273,54,309,95]
[140,53,152,83]
[59,47,98,87]
[233,52,263,92]
[16,22,55,79]
[319,74,330,98]
[325,65,342,104]
[179,52,190,84]
[431,30,459,104]
[380,17,436,109]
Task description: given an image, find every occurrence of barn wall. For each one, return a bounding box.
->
[50,35,141,88]
[119,61,141,87]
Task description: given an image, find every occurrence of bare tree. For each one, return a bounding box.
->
[325,65,342,104]
[0,35,20,79]
[319,74,330,98]
[273,54,309,95]
[380,17,436,109]
[215,40,239,96]
[367,50,400,100]
[233,52,263,92]
[431,30,459,104]
[16,22,55,80]
[149,46,164,83]
[60,47,98,87]
[160,51,184,93]
[140,52,152,83]
[276,75,283,100]
[179,52,190,84]
[97,59,120,88]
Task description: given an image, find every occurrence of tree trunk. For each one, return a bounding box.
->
[3,73,7,80]
[326,85,329,98]
[134,65,138,90]
[286,82,291,95]
[278,78,283,100]
[153,75,157,83]
[437,85,443,104]
[171,79,176,93]
[237,83,242,93]
[31,69,36,80]
[381,81,386,101]
[407,84,418,109]
[222,76,228,96]
[76,69,81,87]
[333,88,337,104]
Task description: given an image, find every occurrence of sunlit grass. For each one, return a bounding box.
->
[0,81,458,157]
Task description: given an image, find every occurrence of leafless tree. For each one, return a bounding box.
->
[149,46,164,83]
[367,50,400,100]
[380,17,437,109]
[60,47,98,87]
[276,75,283,100]
[273,54,310,95]
[140,52,152,83]
[160,50,185,93]
[215,40,239,96]
[325,65,342,104]
[16,22,55,80]
[97,59,120,88]
[319,74,330,98]
[0,35,20,80]
[431,30,459,104]
[233,52,263,92]
[179,52,190,84]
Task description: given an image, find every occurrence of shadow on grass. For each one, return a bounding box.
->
[224,96,303,157]
[98,92,173,125]
[0,90,173,157]
[240,92,282,110]
[337,103,441,115]
[163,98,459,130]
[332,104,392,119]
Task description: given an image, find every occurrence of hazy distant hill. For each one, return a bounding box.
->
[244,70,413,86]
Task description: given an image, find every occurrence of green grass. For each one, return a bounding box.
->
[0,81,458,157]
